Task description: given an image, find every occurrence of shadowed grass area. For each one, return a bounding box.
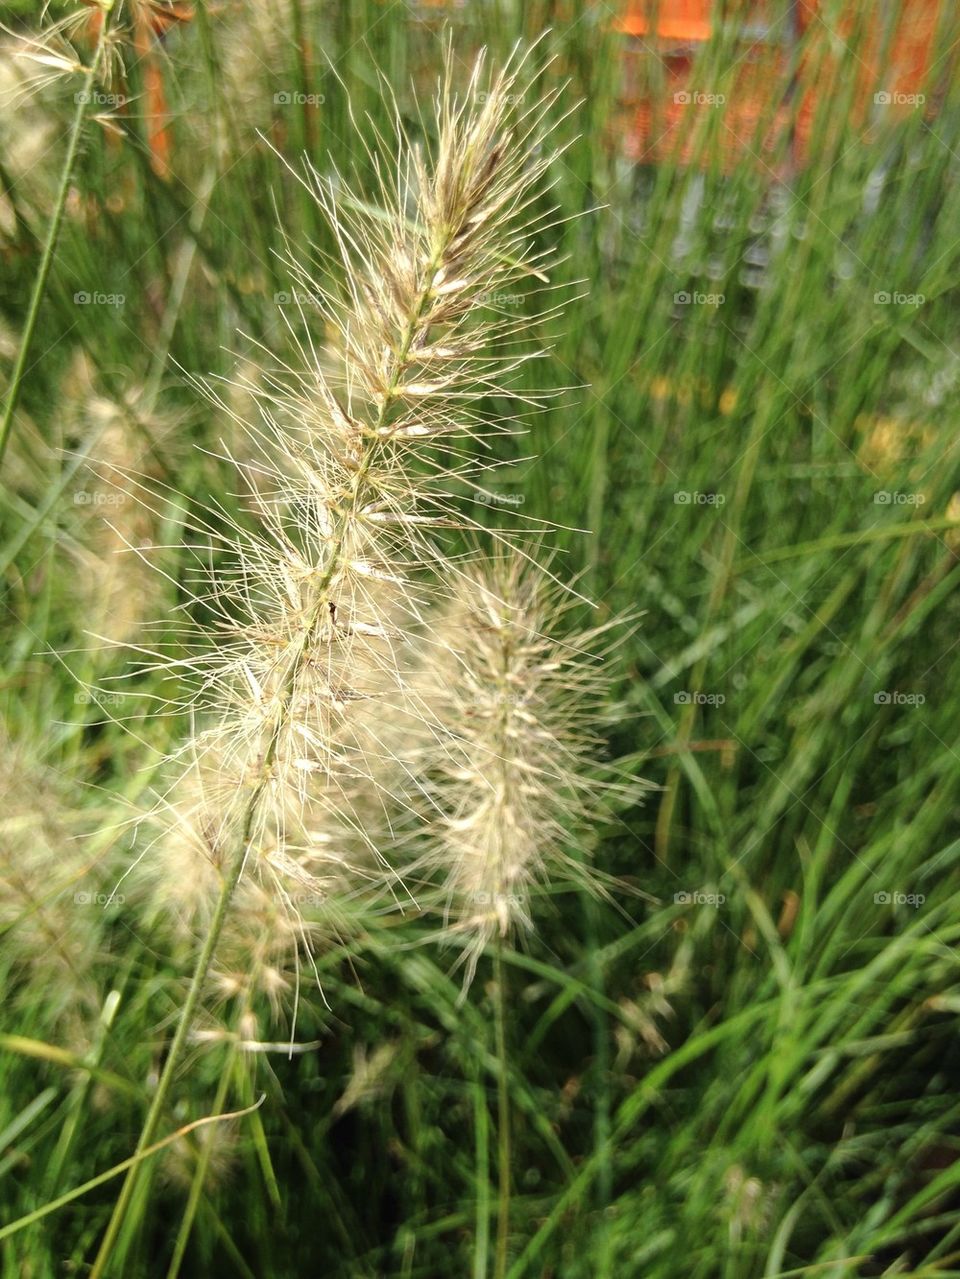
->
[2,2,960,1276]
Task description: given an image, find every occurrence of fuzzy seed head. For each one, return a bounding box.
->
[418,552,617,982]
[136,42,571,1009]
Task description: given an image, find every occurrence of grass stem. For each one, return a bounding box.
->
[494,941,511,1279]
[88,795,258,1277]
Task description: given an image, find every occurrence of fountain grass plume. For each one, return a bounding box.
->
[90,39,574,1276]
[419,549,624,986]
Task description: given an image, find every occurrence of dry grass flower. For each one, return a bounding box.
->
[93,40,575,1272]
[128,36,572,982]
[417,550,622,984]
[0,733,104,1038]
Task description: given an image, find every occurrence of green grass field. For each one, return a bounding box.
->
[3,2,960,1275]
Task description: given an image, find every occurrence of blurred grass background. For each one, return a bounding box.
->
[3,1,960,1275]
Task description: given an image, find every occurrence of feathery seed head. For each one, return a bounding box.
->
[2,4,125,110]
[0,735,104,1036]
[147,741,362,1024]
[418,551,617,982]
[141,43,570,1005]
